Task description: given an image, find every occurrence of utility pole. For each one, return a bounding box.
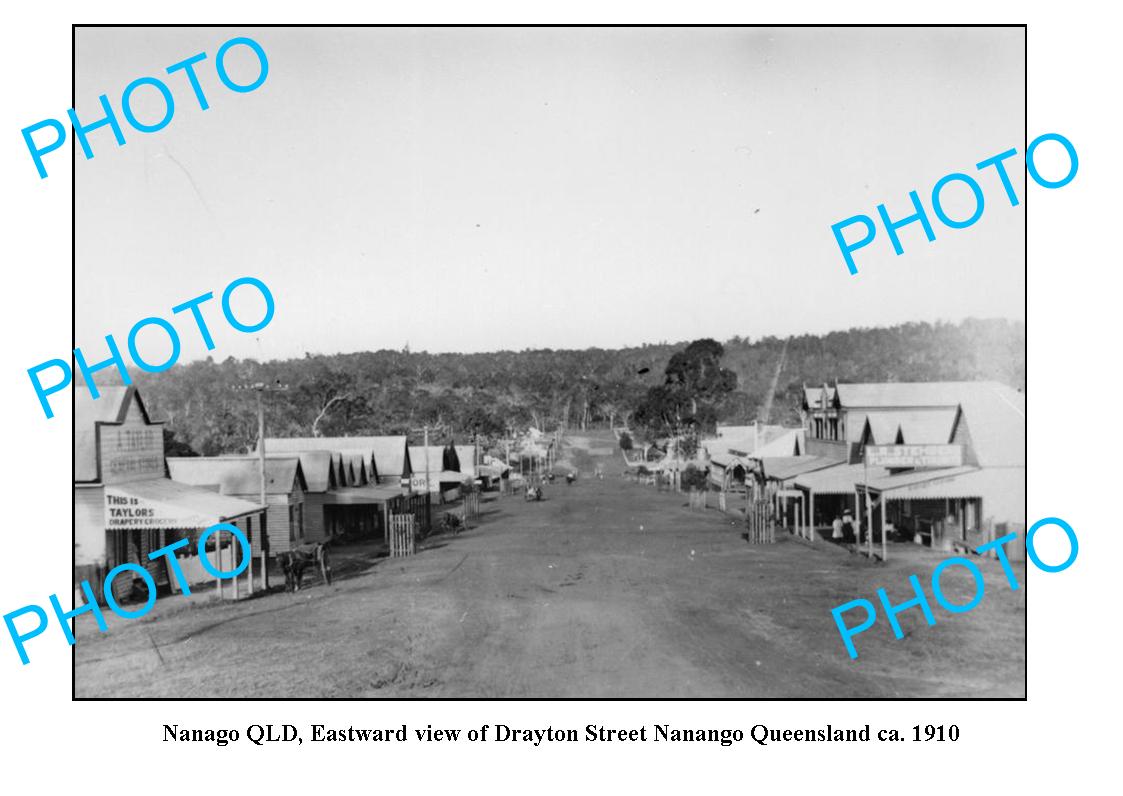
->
[410,422,448,496]
[424,425,431,496]
[234,380,288,593]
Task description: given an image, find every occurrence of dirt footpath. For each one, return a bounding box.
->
[75,435,1025,698]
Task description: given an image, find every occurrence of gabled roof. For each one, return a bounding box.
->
[265,436,410,479]
[753,428,805,457]
[710,452,749,469]
[702,436,746,457]
[266,450,336,493]
[716,424,756,439]
[342,450,368,486]
[758,456,841,481]
[860,408,958,446]
[951,383,1026,467]
[455,445,477,478]
[409,445,460,475]
[703,426,801,459]
[167,456,307,496]
[75,385,160,483]
[897,409,957,444]
[369,436,410,478]
[803,385,837,410]
[329,451,346,487]
[835,381,1006,409]
[862,413,903,446]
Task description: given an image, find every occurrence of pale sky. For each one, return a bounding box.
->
[76,26,1025,364]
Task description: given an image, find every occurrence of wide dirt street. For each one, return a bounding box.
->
[75,433,1025,698]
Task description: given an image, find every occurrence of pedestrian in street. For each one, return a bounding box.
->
[832,515,844,542]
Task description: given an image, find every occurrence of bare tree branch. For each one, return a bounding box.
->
[312,393,350,437]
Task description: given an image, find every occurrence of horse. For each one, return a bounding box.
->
[277,542,333,592]
[565,472,576,485]
[441,511,463,536]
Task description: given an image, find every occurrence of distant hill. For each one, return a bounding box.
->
[118,317,1024,456]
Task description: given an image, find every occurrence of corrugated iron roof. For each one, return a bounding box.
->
[753,429,805,457]
[897,409,958,444]
[340,450,369,486]
[710,453,748,469]
[455,445,477,478]
[703,426,799,459]
[836,381,1013,409]
[804,385,836,409]
[863,413,902,445]
[952,384,1025,467]
[265,435,411,480]
[716,424,756,438]
[868,467,1022,504]
[369,436,409,478]
[266,450,335,493]
[860,408,957,445]
[703,436,753,457]
[863,466,981,494]
[329,452,346,487]
[107,478,264,527]
[758,456,841,481]
[409,445,459,476]
[793,463,891,495]
[325,484,403,504]
[167,456,307,496]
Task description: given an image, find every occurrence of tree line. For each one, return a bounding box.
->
[102,317,1023,456]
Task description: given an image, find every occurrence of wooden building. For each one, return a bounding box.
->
[264,441,427,542]
[265,450,336,543]
[408,444,463,496]
[794,381,1026,554]
[75,386,264,603]
[455,444,479,480]
[802,381,976,461]
[703,425,804,491]
[265,436,412,487]
[167,456,307,556]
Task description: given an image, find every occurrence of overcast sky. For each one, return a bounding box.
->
[76,26,1025,363]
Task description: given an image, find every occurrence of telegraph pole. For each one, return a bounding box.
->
[410,422,448,496]
[234,380,288,592]
[424,425,431,495]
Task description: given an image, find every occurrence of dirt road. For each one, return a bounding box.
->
[75,434,1025,698]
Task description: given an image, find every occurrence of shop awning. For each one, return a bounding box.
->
[710,453,748,469]
[793,463,891,496]
[105,479,264,531]
[860,466,983,499]
[757,456,841,482]
[325,485,404,505]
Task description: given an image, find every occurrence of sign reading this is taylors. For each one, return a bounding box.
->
[104,487,212,530]
[865,444,964,469]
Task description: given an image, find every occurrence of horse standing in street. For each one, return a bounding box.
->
[278,542,333,592]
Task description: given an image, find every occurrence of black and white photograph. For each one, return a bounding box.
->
[71,25,1026,699]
